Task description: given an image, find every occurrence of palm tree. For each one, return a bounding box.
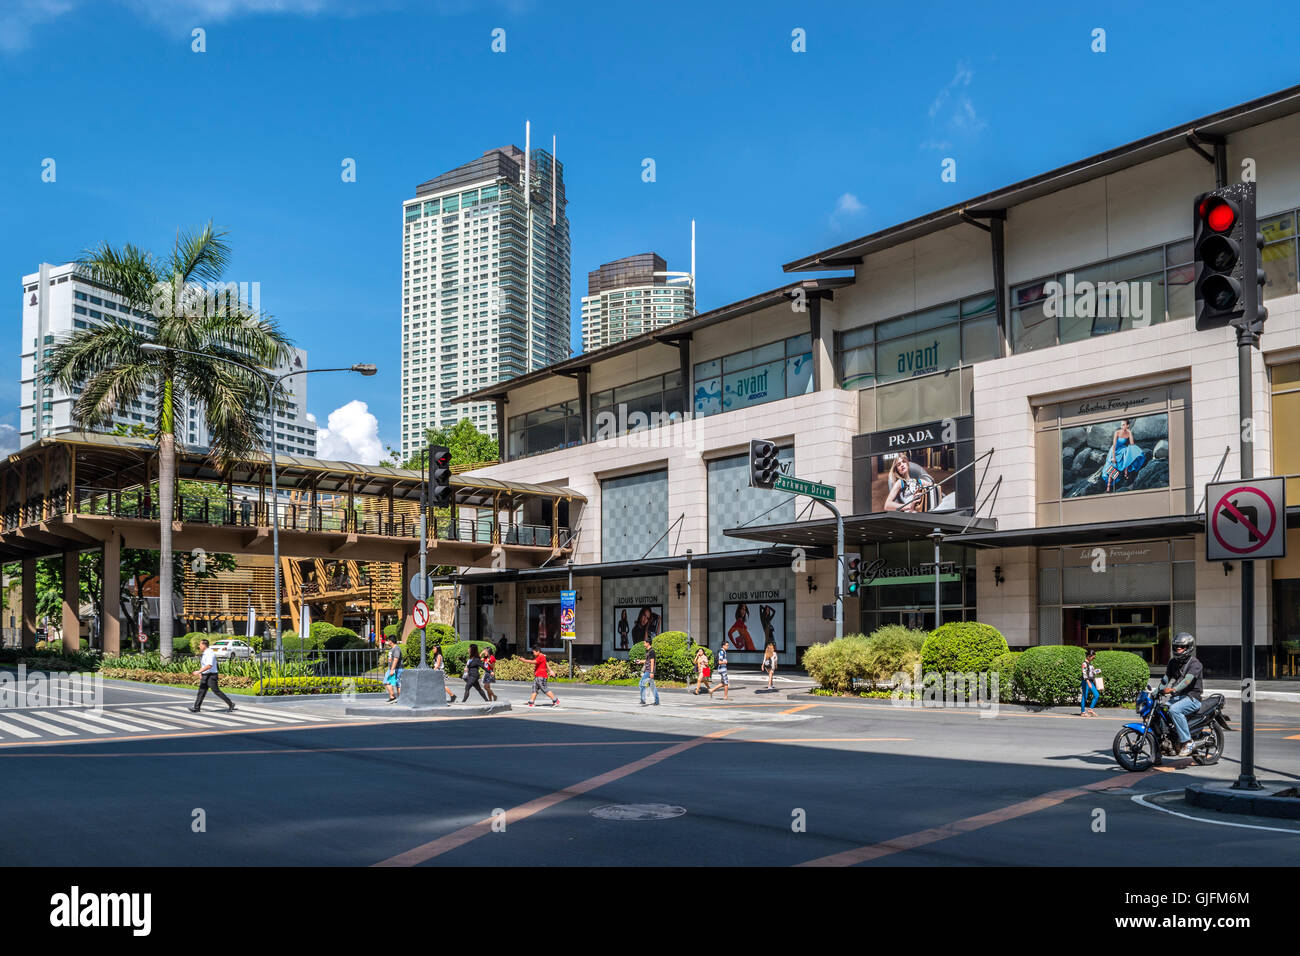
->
[44,223,293,659]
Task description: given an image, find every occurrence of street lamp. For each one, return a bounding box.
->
[140,344,376,651]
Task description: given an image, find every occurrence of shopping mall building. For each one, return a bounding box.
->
[451,86,1300,679]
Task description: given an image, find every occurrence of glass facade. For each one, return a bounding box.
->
[507,400,582,458]
[591,370,686,436]
[693,333,812,417]
[855,541,977,635]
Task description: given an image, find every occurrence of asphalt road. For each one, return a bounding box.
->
[2,677,1298,866]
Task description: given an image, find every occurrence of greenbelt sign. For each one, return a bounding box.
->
[774,475,835,501]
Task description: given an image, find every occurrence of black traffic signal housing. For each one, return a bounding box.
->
[846,557,862,597]
[748,439,780,489]
[429,444,452,507]
[1194,181,1267,343]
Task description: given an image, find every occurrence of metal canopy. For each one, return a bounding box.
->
[452,546,814,586]
[948,514,1207,550]
[724,511,995,548]
[9,432,584,505]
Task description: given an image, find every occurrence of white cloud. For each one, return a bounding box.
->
[834,193,864,216]
[0,0,75,53]
[0,424,18,457]
[315,401,383,464]
[927,61,985,134]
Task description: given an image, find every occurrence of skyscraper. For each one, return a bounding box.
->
[19,262,314,456]
[580,252,695,353]
[400,138,570,458]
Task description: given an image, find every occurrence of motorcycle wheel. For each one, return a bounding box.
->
[1192,725,1225,766]
[1113,728,1158,772]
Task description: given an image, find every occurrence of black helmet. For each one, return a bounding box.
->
[1172,632,1195,652]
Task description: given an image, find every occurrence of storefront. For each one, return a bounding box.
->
[1270,360,1300,677]
[707,566,796,666]
[855,540,978,634]
[601,574,669,659]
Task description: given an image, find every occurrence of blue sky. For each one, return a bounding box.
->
[3,0,1299,459]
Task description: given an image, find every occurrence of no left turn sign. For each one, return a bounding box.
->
[1206,477,1287,561]
[412,600,430,629]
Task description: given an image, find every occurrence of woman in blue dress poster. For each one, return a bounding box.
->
[1104,419,1147,492]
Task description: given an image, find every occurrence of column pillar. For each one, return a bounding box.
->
[21,558,36,649]
[62,550,81,651]
[102,537,121,656]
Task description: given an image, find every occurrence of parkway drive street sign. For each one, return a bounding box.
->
[1206,477,1287,561]
[774,474,836,501]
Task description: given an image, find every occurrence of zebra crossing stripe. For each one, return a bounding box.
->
[224,708,327,723]
[105,709,183,730]
[2,712,76,736]
[41,709,154,732]
[0,716,40,739]
[28,711,112,734]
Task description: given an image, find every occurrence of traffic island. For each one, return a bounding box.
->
[344,667,511,717]
[1184,781,1300,819]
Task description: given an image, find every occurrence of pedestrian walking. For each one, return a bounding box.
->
[1080,648,1100,717]
[239,495,252,526]
[482,645,498,701]
[432,646,457,704]
[639,637,660,706]
[191,639,236,713]
[708,638,731,700]
[692,645,711,695]
[383,635,402,703]
[462,645,488,702]
[760,641,777,691]
[526,647,559,707]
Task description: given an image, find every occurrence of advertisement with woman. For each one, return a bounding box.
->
[723,600,785,653]
[527,602,561,651]
[1061,413,1169,498]
[613,604,662,650]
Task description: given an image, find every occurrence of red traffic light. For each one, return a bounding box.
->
[434,451,451,468]
[1199,196,1237,233]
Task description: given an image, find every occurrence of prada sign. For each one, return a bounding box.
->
[859,416,974,456]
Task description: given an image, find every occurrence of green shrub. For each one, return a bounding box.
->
[493,656,539,681]
[1013,645,1086,706]
[440,640,497,675]
[100,668,257,688]
[921,622,1009,676]
[383,623,399,640]
[399,623,463,667]
[988,651,1021,703]
[803,635,873,692]
[583,658,636,683]
[863,627,926,682]
[626,631,707,681]
[1093,650,1151,707]
[252,676,385,696]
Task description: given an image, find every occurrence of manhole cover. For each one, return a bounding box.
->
[589,803,686,821]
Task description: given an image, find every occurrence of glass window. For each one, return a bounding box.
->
[840,343,875,389]
[1166,264,1195,321]
[961,316,999,363]
[722,349,753,373]
[1011,301,1055,353]
[785,332,811,355]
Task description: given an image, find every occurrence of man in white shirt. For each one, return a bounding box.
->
[192,639,236,713]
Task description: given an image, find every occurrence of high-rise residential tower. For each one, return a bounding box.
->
[19,262,314,456]
[400,137,570,458]
[579,252,695,353]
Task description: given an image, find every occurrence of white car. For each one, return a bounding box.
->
[211,639,253,661]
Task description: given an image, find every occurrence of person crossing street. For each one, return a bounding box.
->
[191,638,236,713]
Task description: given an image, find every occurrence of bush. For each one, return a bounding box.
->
[1013,645,1086,706]
[803,635,874,692]
[584,658,636,683]
[251,676,385,696]
[493,656,539,681]
[988,651,1021,703]
[99,668,257,689]
[863,626,926,683]
[399,623,463,667]
[921,622,1009,676]
[1093,650,1151,707]
[440,640,497,676]
[626,631,707,682]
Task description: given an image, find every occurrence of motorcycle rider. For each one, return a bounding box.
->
[1158,631,1204,757]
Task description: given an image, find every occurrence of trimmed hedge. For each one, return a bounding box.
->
[252,676,385,696]
[100,668,257,688]
[921,622,1009,676]
[627,631,709,682]
[1013,645,1086,706]
[1092,650,1151,707]
[862,626,926,682]
[399,623,462,667]
[988,651,1021,703]
[440,640,498,676]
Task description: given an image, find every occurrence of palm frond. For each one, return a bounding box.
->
[169,222,232,289]
[71,362,156,430]
[43,323,152,392]
[75,243,159,309]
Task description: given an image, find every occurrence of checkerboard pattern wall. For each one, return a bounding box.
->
[707,448,795,553]
[707,566,796,663]
[601,469,669,562]
[600,574,669,658]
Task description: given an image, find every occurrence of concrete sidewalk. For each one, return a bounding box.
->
[1204,679,1300,703]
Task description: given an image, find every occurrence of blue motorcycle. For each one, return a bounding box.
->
[1112,685,1230,771]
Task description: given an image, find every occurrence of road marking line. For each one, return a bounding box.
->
[27,711,112,734]
[37,709,154,732]
[115,709,186,729]
[102,709,184,730]
[779,703,820,715]
[0,738,687,758]
[737,737,913,744]
[373,727,744,867]
[1131,790,1300,834]
[0,719,390,749]
[797,771,1154,867]
[1286,734,1300,740]
[0,716,40,739]
[2,712,76,736]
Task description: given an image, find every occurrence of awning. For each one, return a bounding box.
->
[948,514,1208,550]
[724,511,996,548]
[448,546,819,586]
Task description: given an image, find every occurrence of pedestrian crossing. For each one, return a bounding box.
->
[0,702,335,744]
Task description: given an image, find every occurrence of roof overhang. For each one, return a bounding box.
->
[784,84,1300,272]
[948,514,1211,550]
[724,511,996,548]
[453,276,855,404]
[447,546,819,585]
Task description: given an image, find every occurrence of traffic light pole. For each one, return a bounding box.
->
[812,498,844,641]
[1232,300,1261,791]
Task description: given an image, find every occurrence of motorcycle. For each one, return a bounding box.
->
[1112,684,1230,771]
